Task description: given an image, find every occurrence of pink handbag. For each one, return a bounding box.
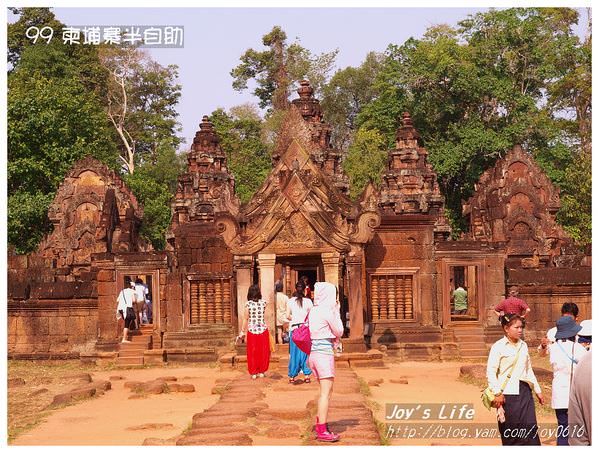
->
[291,313,312,354]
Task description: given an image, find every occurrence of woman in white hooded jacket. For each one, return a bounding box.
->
[308,282,344,442]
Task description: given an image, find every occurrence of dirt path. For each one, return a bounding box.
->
[354,361,556,446]
[11,366,239,445]
[174,360,382,445]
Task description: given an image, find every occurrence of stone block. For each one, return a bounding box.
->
[97,270,115,282]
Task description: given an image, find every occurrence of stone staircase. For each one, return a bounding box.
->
[162,324,236,362]
[453,325,489,359]
[116,324,153,367]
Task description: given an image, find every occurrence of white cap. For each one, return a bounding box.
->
[129,281,136,287]
[546,326,557,342]
[579,319,592,337]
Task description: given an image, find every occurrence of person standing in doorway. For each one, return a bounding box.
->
[308,282,344,442]
[452,284,468,315]
[275,280,289,344]
[238,285,270,379]
[286,281,313,384]
[302,275,312,300]
[116,279,137,343]
[486,313,544,446]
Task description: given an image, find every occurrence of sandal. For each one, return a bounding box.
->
[304,377,311,383]
[289,377,295,384]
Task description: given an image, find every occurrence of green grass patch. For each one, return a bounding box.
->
[357,377,372,397]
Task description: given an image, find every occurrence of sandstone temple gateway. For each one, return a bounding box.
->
[8,81,591,365]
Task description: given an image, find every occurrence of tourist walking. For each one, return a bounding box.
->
[493,286,531,319]
[116,279,137,343]
[486,313,544,446]
[308,281,344,442]
[548,315,586,445]
[134,277,149,325]
[275,280,289,344]
[286,281,313,383]
[238,285,270,379]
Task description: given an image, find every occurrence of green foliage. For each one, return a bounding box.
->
[231,26,337,110]
[98,46,182,173]
[8,74,118,195]
[321,52,384,150]
[557,151,592,245]
[209,106,271,203]
[353,8,590,244]
[7,191,55,254]
[343,127,388,200]
[123,171,173,250]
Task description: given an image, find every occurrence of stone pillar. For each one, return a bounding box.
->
[322,251,340,289]
[234,255,253,333]
[258,253,277,335]
[93,254,119,351]
[346,252,366,352]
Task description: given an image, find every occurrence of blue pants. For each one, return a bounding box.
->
[288,334,312,378]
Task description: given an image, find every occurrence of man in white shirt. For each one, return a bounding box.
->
[116,280,138,343]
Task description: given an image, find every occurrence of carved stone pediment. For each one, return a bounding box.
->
[37,156,144,276]
[463,144,572,267]
[218,106,379,255]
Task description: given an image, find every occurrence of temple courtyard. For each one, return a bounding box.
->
[8,351,559,446]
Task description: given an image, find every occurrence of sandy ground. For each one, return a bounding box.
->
[10,359,557,446]
[11,366,240,446]
[354,360,556,446]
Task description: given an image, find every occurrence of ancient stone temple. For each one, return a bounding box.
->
[7,81,591,363]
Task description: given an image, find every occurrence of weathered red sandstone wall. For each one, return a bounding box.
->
[8,302,98,358]
[8,251,99,358]
[508,267,592,341]
[365,220,437,326]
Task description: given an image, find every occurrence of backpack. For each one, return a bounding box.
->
[291,312,312,354]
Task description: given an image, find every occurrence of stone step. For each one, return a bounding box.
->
[116,356,144,366]
[118,348,146,358]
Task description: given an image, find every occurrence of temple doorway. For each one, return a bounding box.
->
[274,255,323,298]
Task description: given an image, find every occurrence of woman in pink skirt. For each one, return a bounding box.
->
[308,282,344,442]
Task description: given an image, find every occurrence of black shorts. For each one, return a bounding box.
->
[123,307,136,329]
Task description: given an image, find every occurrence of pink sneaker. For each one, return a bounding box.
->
[315,421,340,442]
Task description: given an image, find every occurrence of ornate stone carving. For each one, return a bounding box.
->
[377,112,451,241]
[169,116,240,232]
[37,156,144,278]
[462,144,573,267]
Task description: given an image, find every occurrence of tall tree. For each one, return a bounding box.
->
[98,45,182,174]
[8,9,119,253]
[231,26,337,111]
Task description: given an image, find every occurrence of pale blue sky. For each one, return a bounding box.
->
[20,7,590,151]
